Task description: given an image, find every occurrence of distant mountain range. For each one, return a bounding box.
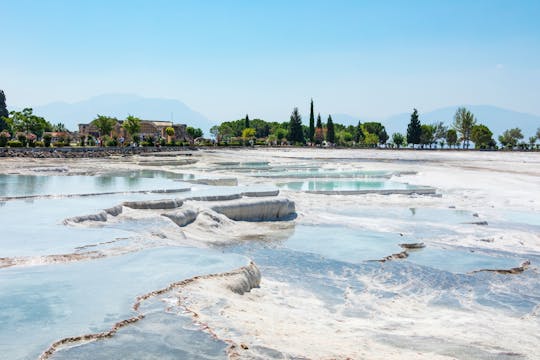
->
[333,105,540,138]
[21,94,540,139]
[30,94,214,133]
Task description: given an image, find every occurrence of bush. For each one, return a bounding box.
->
[105,139,117,147]
[16,133,27,147]
[159,138,166,146]
[43,134,52,147]
[35,141,44,147]
[53,141,64,147]
[7,140,23,147]
[87,136,96,146]
[0,131,11,147]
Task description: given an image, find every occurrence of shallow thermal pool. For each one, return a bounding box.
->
[0,174,190,198]
[278,179,431,193]
[0,247,248,360]
[1,160,539,360]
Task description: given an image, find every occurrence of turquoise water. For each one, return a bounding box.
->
[1,168,538,359]
[252,169,392,179]
[0,247,247,360]
[280,225,523,273]
[0,174,190,198]
[278,179,420,192]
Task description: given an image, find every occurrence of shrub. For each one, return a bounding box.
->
[53,141,64,147]
[7,140,23,147]
[159,138,166,146]
[43,134,52,147]
[0,131,11,147]
[16,132,27,147]
[87,136,96,146]
[27,133,37,147]
[34,141,44,147]
[105,139,117,147]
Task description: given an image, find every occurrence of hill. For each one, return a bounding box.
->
[332,105,540,138]
[31,94,215,134]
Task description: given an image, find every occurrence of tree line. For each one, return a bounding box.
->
[211,100,540,150]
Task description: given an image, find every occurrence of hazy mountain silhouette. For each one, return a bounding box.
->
[32,94,215,134]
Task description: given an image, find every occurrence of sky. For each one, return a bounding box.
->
[2,0,540,122]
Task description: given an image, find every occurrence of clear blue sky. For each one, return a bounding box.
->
[2,0,540,121]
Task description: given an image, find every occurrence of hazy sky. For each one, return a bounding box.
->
[2,0,540,122]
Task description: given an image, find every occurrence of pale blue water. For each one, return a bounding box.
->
[0,174,190,198]
[278,179,420,192]
[277,225,523,273]
[0,247,247,360]
[252,169,392,179]
[1,169,538,360]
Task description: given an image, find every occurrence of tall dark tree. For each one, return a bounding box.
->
[0,90,8,132]
[288,107,304,144]
[316,113,322,128]
[355,121,365,143]
[407,108,421,146]
[244,114,250,129]
[326,115,335,144]
[309,99,315,142]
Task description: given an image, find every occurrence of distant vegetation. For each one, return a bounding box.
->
[0,89,538,150]
[211,100,539,150]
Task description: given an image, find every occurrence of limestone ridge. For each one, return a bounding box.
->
[39,261,261,360]
[63,197,296,225]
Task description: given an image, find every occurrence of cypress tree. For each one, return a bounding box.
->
[309,99,315,142]
[244,114,250,129]
[0,90,8,132]
[316,113,322,128]
[288,107,304,144]
[407,108,421,146]
[326,115,335,144]
[355,121,365,143]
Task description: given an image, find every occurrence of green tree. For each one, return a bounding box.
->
[446,129,458,148]
[316,113,322,128]
[288,107,304,144]
[53,123,67,132]
[309,99,315,142]
[364,133,379,147]
[326,115,335,144]
[244,114,250,129]
[420,124,435,148]
[0,90,8,132]
[406,108,421,146]
[210,125,219,141]
[470,124,494,149]
[187,126,203,139]
[392,133,405,148]
[276,128,288,143]
[242,127,256,145]
[498,128,523,149]
[453,107,477,149]
[362,122,388,145]
[8,108,52,138]
[165,126,175,143]
[529,136,537,148]
[122,115,141,140]
[432,122,448,146]
[355,121,365,144]
[92,115,117,137]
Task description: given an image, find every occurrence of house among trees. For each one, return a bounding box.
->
[78,119,188,141]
